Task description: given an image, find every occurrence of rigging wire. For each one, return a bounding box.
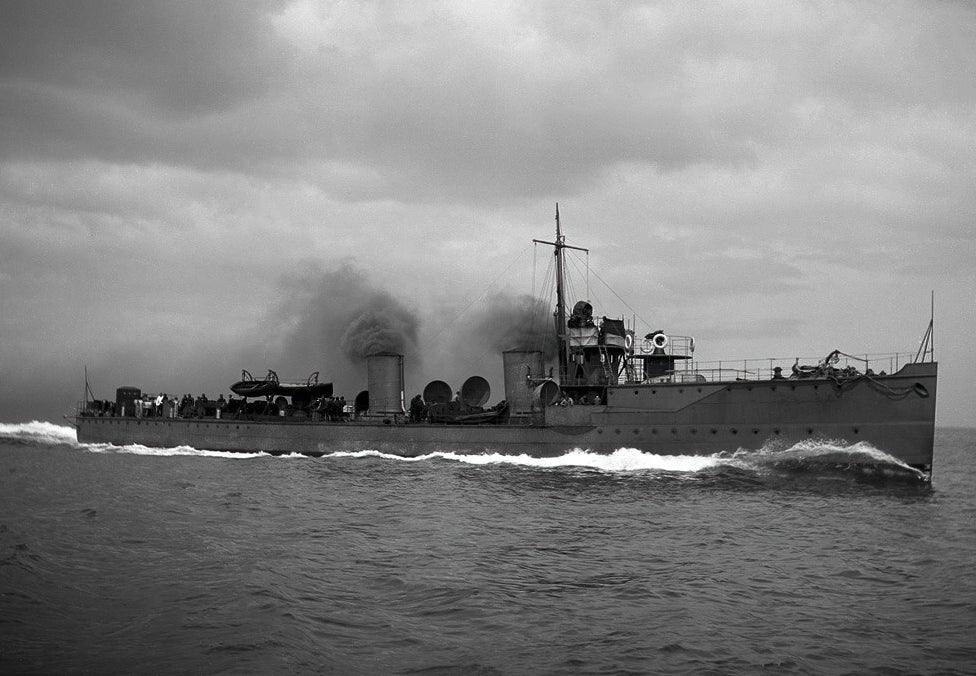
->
[567,250,652,328]
[523,254,557,356]
[567,253,608,315]
[565,252,589,300]
[586,251,590,301]
[426,246,532,345]
[532,242,537,299]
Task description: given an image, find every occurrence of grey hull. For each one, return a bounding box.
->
[76,363,937,470]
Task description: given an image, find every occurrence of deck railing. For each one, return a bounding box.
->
[621,352,916,385]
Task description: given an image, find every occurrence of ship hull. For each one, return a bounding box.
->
[75,363,937,471]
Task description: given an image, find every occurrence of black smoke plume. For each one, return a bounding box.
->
[341,305,419,360]
[470,293,558,358]
[261,262,420,393]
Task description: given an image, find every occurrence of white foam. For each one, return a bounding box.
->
[0,420,268,459]
[84,443,267,459]
[729,438,926,478]
[326,439,924,478]
[325,447,722,472]
[0,420,924,477]
[0,420,78,445]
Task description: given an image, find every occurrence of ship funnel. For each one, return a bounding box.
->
[461,376,490,408]
[503,350,545,416]
[533,380,561,408]
[366,353,404,416]
[423,380,453,405]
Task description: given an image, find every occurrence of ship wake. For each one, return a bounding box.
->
[327,448,720,473]
[2,422,928,482]
[0,421,79,447]
[0,421,267,459]
[727,438,927,480]
[328,442,927,483]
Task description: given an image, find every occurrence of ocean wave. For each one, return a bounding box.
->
[0,421,925,479]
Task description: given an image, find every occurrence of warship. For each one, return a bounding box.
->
[75,209,938,473]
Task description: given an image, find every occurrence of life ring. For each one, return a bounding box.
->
[625,333,633,350]
[652,332,669,349]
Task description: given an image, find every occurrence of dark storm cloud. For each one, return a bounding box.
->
[4,1,975,202]
[0,1,283,113]
[0,0,288,167]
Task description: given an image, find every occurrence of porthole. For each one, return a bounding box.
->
[651,428,658,435]
[731,428,738,435]
[678,389,684,393]
[773,428,780,435]
[615,429,621,435]
[671,428,677,434]
[807,428,814,435]
[710,429,717,435]
[691,428,697,435]
[752,429,759,434]
[853,427,859,434]
[633,429,639,435]
[652,389,657,394]
[813,385,819,390]
[634,390,639,396]
[597,429,603,434]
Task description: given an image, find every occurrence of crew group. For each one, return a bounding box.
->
[135,393,229,418]
[86,393,352,421]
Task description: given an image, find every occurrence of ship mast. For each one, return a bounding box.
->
[533,204,588,381]
[554,205,567,377]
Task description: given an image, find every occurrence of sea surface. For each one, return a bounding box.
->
[1,423,974,675]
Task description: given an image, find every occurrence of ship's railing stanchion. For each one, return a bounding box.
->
[622,350,914,385]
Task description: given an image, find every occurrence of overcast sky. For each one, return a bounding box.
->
[1,0,973,425]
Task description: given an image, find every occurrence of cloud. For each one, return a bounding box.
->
[7,1,969,201]
[1,0,975,425]
[0,1,283,113]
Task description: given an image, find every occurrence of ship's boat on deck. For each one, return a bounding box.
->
[230,370,333,400]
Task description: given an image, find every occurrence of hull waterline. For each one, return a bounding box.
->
[76,362,937,472]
